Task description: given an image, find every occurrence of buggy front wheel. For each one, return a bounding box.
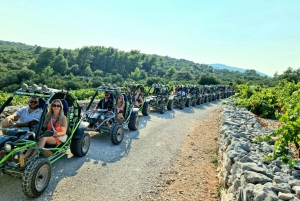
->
[167,100,173,110]
[110,124,124,145]
[142,102,150,116]
[22,157,51,198]
[71,132,90,157]
[159,103,165,114]
[128,114,139,131]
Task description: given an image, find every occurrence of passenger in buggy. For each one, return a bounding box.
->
[24,99,67,159]
[152,88,160,96]
[93,91,113,112]
[161,88,168,103]
[116,94,125,124]
[133,88,143,108]
[177,87,186,97]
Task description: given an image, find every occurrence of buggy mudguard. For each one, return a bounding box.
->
[73,121,89,139]
[130,110,139,119]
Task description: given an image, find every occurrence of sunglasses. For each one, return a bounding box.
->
[29,100,38,104]
[52,104,61,108]
[105,94,109,96]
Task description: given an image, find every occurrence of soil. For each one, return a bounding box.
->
[148,109,284,201]
[152,108,222,201]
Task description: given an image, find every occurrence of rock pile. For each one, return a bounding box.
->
[218,105,300,201]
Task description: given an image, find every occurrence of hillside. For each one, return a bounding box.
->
[0,40,274,92]
[209,63,270,77]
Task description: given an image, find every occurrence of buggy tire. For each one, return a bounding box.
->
[185,98,190,107]
[142,102,150,116]
[22,157,51,198]
[70,132,90,157]
[179,101,184,110]
[128,114,139,131]
[167,100,173,110]
[110,124,124,145]
[192,99,196,106]
[204,96,207,103]
[196,98,200,105]
[159,103,165,114]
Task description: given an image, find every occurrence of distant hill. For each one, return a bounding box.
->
[209,63,270,77]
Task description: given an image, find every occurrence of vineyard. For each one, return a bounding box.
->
[234,81,300,166]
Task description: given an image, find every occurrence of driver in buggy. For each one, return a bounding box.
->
[152,88,160,96]
[1,96,42,134]
[176,86,186,99]
[93,91,113,112]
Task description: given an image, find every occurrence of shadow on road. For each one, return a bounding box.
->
[149,109,175,119]
[0,153,89,201]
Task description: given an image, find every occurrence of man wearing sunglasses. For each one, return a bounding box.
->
[93,91,113,112]
[2,96,43,134]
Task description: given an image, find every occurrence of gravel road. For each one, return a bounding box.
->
[0,101,221,201]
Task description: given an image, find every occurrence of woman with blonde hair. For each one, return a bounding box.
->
[116,94,125,124]
[24,99,67,158]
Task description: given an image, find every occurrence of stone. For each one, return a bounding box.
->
[274,175,289,184]
[278,192,293,200]
[240,162,267,175]
[271,183,292,193]
[289,180,300,187]
[293,162,300,170]
[243,171,272,184]
[292,186,300,196]
[272,166,281,173]
[252,184,280,201]
[292,170,300,178]
[271,159,282,168]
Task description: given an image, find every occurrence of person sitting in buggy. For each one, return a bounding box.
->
[133,87,143,108]
[24,99,67,159]
[177,87,186,97]
[116,94,125,124]
[152,88,160,96]
[93,91,113,112]
[160,88,168,103]
[2,96,43,134]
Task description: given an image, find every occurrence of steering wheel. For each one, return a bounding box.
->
[27,120,39,132]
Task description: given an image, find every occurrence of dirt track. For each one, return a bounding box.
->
[0,101,221,201]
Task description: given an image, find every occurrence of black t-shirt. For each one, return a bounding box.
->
[97,99,113,110]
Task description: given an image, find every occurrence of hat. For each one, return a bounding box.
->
[162,88,166,91]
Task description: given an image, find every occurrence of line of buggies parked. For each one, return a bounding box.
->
[0,83,234,198]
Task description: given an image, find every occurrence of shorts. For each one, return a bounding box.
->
[118,110,124,114]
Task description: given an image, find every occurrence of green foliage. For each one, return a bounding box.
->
[235,81,300,165]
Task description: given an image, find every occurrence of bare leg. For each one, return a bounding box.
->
[1,119,9,134]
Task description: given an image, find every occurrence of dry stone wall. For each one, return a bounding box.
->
[219,105,300,201]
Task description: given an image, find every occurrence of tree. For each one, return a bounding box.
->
[84,66,93,76]
[76,47,94,70]
[198,74,221,85]
[50,54,68,75]
[166,66,175,78]
[36,49,55,73]
[42,66,54,80]
[94,70,103,77]
[33,46,42,54]
[130,67,141,81]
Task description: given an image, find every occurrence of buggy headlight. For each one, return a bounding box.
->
[4,143,12,152]
[100,115,105,120]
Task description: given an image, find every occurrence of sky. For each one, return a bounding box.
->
[0,0,299,76]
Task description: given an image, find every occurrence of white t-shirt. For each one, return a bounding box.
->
[16,107,42,130]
